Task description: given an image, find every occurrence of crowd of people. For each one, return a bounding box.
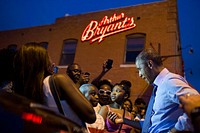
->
[0,43,200,133]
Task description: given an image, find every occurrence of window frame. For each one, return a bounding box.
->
[59,39,78,66]
[124,33,146,64]
[39,42,48,49]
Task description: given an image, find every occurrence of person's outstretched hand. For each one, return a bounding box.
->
[108,112,123,124]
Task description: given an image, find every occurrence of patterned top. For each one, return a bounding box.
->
[86,105,105,133]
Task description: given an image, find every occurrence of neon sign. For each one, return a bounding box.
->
[22,112,42,124]
[81,13,136,44]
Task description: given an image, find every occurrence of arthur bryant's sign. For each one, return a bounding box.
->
[81,13,136,44]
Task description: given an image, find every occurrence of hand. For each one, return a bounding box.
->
[134,117,140,121]
[179,94,200,118]
[102,61,112,73]
[108,112,118,123]
[108,112,123,124]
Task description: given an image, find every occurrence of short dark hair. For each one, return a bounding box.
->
[136,48,163,66]
[96,79,113,90]
[134,98,146,107]
[0,48,17,83]
[120,80,132,88]
[66,63,81,74]
[120,80,131,98]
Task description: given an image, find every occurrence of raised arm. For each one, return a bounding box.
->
[91,61,112,85]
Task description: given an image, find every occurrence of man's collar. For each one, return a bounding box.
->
[153,68,169,86]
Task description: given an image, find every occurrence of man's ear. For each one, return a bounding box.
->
[147,60,153,69]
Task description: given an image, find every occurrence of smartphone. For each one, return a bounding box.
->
[53,66,58,74]
[106,59,113,69]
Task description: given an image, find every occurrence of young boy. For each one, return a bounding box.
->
[79,84,105,133]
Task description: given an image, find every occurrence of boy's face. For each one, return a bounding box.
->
[85,86,99,107]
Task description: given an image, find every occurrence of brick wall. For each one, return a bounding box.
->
[0,0,182,103]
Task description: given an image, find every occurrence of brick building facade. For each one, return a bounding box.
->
[0,0,182,103]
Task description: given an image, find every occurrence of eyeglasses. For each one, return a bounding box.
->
[99,89,111,95]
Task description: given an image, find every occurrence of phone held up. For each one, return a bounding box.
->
[106,59,113,69]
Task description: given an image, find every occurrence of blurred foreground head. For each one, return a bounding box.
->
[13,42,52,103]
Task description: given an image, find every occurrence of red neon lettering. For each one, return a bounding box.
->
[81,13,136,44]
[81,21,98,41]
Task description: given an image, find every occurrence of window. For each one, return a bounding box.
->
[59,39,77,65]
[125,33,145,64]
[7,44,17,51]
[39,42,48,49]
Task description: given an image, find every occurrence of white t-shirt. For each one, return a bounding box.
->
[43,76,85,127]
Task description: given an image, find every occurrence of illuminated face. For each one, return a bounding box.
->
[98,84,112,105]
[131,106,138,118]
[48,63,55,74]
[136,59,153,84]
[68,64,82,83]
[140,109,146,116]
[123,100,132,112]
[85,86,99,107]
[111,85,125,103]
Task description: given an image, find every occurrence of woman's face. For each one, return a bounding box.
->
[123,100,132,112]
[131,106,138,118]
[111,85,125,103]
[98,84,112,105]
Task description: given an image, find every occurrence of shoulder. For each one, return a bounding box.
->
[43,76,51,90]
[163,72,188,89]
[100,105,109,110]
[52,74,68,80]
[43,75,50,83]
[162,69,186,83]
[99,105,109,113]
[52,74,74,84]
[94,103,101,112]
